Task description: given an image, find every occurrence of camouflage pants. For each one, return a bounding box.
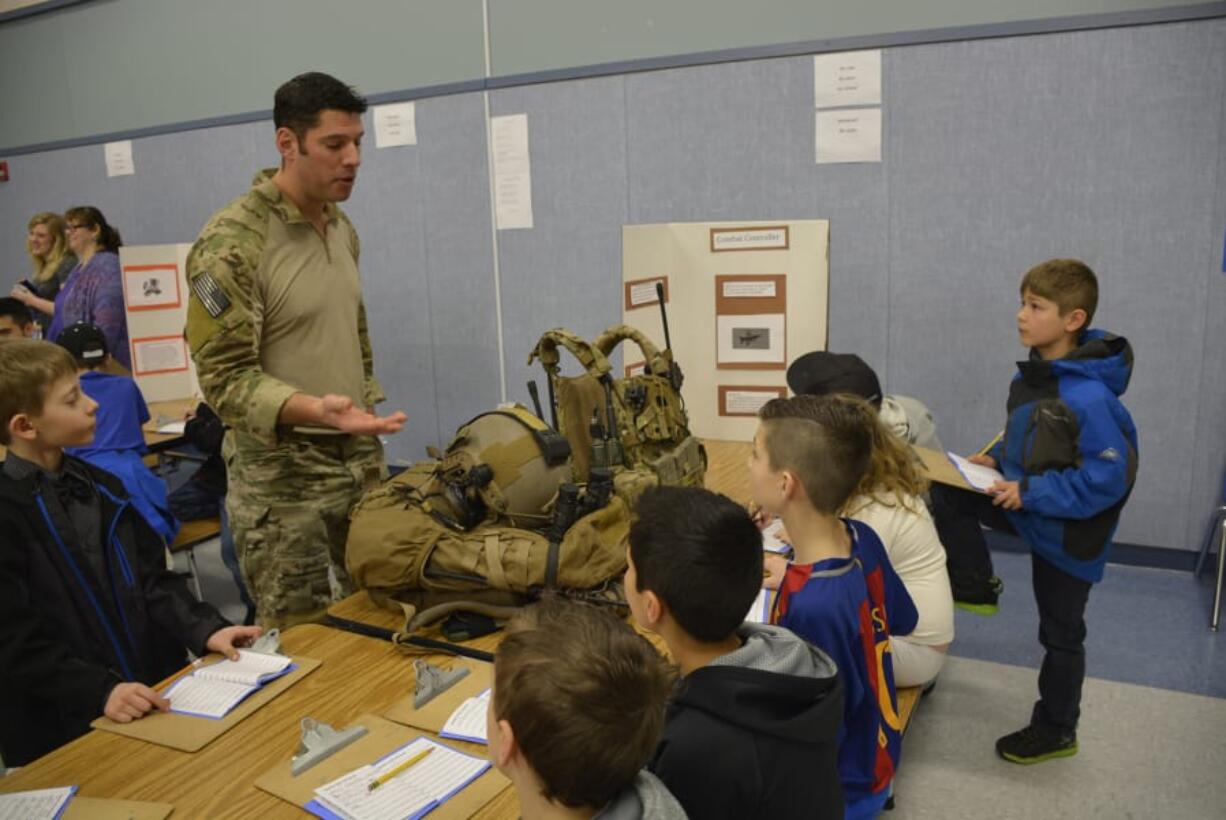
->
[224,430,386,629]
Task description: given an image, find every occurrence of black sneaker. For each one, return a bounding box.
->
[995,724,1077,764]
[953,575,1003,616]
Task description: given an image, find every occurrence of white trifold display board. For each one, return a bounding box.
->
[622,220,829,441]
[118,243,200,402]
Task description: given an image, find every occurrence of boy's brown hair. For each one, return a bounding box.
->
[493,597,675,809]
[758,394,872,515]
[0,340,77,445]
[1020,258,1098,326]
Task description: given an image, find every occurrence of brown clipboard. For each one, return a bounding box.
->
[64,797,175,819]
[89,655,322,752]
[382,659,492,733]
[912,445,981,493]
[254,713,509,819]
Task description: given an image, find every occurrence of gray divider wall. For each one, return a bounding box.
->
[1,19,1223,550]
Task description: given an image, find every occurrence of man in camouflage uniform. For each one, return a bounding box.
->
[185,73,406,628]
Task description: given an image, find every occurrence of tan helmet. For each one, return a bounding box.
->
[433,404,572,529]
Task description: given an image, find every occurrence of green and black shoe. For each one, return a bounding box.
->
[953,576,1004,616]
[995,724,1078,764]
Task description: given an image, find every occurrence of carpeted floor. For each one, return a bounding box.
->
[892,656,1226,819]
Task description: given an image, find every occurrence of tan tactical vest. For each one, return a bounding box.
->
[527,324,706,488]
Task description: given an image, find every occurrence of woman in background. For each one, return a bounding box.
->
[9,212,77,331]
[44,206,130,369]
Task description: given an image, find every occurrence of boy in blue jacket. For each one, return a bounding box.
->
[930,258,1138,764]
[0,340,259,765]
[56,321,179,542]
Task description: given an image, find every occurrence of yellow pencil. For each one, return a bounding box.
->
[977,430,1004,457]
[367,747,433,792]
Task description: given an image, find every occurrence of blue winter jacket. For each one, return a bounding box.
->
[988,329,1138,583]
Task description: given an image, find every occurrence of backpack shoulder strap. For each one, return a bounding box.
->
[528,328,612,377]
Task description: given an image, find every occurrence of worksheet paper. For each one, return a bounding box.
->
[439,689,491,745]
[164,650,293,718]
[947,452,1006,492]
[311,737,490,820]
[0,786,76,820]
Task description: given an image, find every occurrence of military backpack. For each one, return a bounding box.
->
[345,404,630,633]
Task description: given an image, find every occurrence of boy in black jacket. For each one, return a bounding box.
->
[0,340,260,765]
[627,485,844,819]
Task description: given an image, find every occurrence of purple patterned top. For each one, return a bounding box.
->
[47,251,130,370]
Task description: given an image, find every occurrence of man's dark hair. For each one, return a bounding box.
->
[629,485,763,642]
[273,72,367,143]
[0,297,33,327]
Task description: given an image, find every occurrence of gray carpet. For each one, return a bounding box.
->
[892,656,1226,819]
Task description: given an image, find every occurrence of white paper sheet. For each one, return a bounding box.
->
[947,452,1006,492]
[132,336,188,376]
[314,737,490,820]
[123,265,180,310]
[491,114,533,230]
[165,675,257,719]
[716,314,786,366]
[439,689,490,744]
[196,650,292,686]
[104,140,134,177]
[761,518,791,554]
[722,280,776,298]
[722,389,779,416]
[816,108,882,164]
[0,787,76,820]
[629,278,665,307]
[744,588,773,624]
[156,420,187,435]
[373,102,417,148]
[814,50,882,108]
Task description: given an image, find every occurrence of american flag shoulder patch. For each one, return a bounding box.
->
[192,272,231,319]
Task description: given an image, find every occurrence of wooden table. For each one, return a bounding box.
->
[0,624,518,819]
[142,398,198,452]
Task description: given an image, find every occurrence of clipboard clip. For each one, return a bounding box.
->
[249,627,283,656]
[413,659,469,709]
[291,717,369,776]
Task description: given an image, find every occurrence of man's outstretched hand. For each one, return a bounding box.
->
[318,394,407,435]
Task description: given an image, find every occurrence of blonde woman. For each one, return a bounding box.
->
[764,394,955,687]
[10,212,77,329]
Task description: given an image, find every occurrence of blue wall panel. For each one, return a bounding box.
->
[886,21,1226,547]
[1,19,1224,549]
[624,56,891,374]
[490,76,632,412]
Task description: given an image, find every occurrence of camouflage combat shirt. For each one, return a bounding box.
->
[185,169,385,445]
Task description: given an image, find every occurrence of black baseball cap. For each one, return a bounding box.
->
[786,351,883,406]
[57,321,108,364]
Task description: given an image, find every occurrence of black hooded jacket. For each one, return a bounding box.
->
[649,623,844,819]
[0,455,229,765]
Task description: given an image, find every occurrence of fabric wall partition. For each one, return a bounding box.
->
[0,19,1223,550]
